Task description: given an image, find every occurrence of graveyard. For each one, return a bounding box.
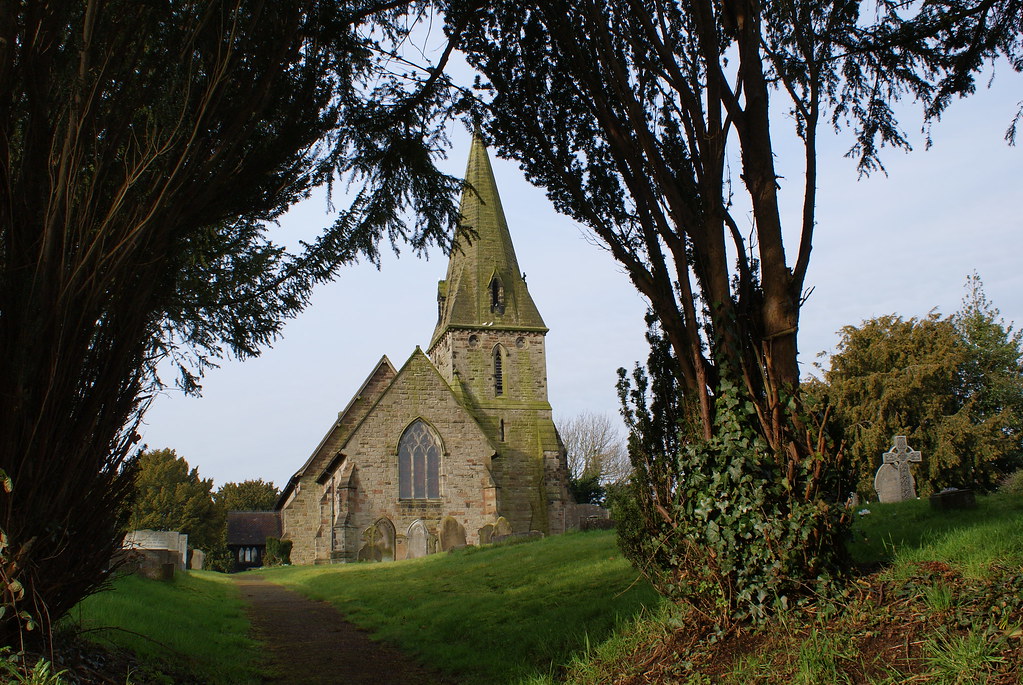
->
[62,481,1023,684]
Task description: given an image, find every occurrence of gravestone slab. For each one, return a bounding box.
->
[439,516,466,551]
[477,523,495,545]
[874,436,922,503]
[929,488,977,510]
[406,521,429,559]
[358,519,395,562]
[493,516,512,538]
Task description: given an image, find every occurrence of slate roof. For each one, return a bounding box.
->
[226,511,281,546]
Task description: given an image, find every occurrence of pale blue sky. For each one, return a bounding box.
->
[141,68,1022,489]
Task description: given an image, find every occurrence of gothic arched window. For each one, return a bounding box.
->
[398,420,441,499]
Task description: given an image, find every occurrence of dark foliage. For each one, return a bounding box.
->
[443,0,1019,621]
[0,0,465,644]
[130,449,222,553]
[264,537,293,567]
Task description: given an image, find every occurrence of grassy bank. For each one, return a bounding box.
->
[558,489,1023,684]
[56,489,1021,684]
[64,570,261,684]
[257,530,661,684]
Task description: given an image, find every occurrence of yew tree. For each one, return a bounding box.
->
[821,278,1023,495]
[215,479,282,512]
[0,0,463,644]
[442,0,1021,620]
[129,449,222,553]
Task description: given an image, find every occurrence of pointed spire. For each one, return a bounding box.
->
[430,135,546,348]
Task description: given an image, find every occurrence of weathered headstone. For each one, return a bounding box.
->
[358,518,396,562]
[477,523,495,545]
[873,436,922,503]
[493,516,512,538]
[929,488,977,511]
[438,516,466,551]
[406,521,429,559]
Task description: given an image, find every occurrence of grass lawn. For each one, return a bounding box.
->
[562,489,1023,684]
[58,489,1022,684]
[64,570,262,684]
[256,529,661,684]
[849,492,1023,575]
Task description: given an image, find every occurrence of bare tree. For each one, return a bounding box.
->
[558,412,630,485]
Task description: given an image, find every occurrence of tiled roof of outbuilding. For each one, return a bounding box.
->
[226,511,281,546]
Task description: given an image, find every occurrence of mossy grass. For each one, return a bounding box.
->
[64,570,261,684]
[256,529,660,684]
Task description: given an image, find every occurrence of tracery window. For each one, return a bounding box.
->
[398,420,440,499]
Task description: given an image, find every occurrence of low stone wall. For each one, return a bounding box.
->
[566,503,613,531]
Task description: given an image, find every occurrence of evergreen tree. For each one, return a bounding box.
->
[214,480,281,512]
[443,0,1019,621]
[820,276,1023,495]
[0,0,464,642]
[130,449,222,553]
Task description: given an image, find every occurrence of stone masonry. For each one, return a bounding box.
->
[277,136,572,565]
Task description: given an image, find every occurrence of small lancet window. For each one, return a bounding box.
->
[499,419,506,442]
[490,276,505,314]
[494,347,504,396]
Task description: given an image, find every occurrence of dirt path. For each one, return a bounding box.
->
[234,575,458,685]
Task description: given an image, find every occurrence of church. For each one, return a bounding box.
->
[276,137,573,565]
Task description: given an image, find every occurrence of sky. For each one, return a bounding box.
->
[140,64,1022,490]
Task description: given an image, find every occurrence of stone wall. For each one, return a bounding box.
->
[430,327,570,535]
[283,349,500,564]
[329,349,497,562]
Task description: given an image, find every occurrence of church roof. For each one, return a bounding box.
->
[276,356,397,508]
[314,348,500,483]
[430,135,546,349]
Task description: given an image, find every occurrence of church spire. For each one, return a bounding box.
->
[430,135,546,349]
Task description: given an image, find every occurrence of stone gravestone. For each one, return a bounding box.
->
[438,516,466,552]
[406,521,429,559]
[873,435,922,503]
[477,523,495,546]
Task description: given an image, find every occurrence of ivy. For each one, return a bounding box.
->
[613,330,848,625]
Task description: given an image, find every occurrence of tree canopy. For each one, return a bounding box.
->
[557,412,629,504]
[0,0,464,642]
[817,276,1023,495]
[442,0,1020,621]
[130,449,223,553]
[215,480,281,512]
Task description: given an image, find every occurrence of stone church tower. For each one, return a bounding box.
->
[428,136,568,535]
[276,136,571,565]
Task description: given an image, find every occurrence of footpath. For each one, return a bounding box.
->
[233,575,457,685]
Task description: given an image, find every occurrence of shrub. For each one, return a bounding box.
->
[1000,469,1023,496]
[264,538,292,567]
[616,379,848,624]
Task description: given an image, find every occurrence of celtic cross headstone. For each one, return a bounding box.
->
[873,435,922,503]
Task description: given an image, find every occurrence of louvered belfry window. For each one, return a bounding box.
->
[398,420,440,499]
